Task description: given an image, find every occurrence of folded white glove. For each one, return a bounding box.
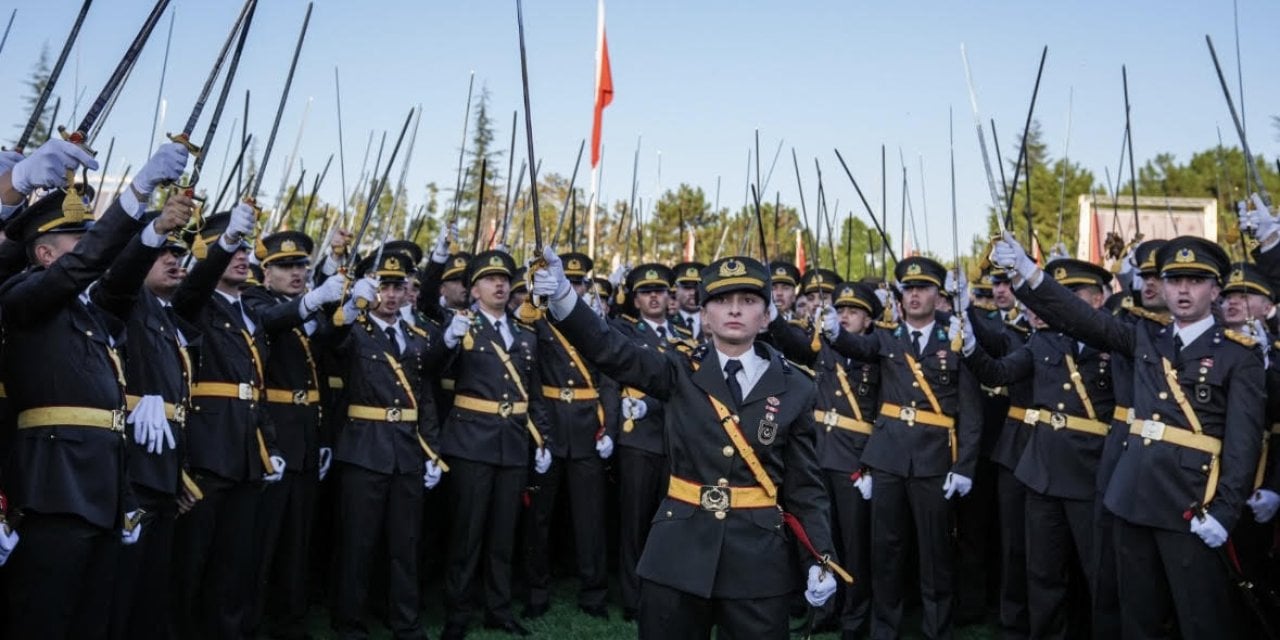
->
[221,202,257,246]
[534,447,552,475]
[822,306,840,340]
[0,150,24,177]
[0,523,18,566]
[443,311,472,349]
[430,223,457,263]
[127,394,175,455]
[263,455,286,483]
[9,138,99,194]
[1189,512,1229,548]
[121,510,143,545]
[318,447,333,482]
[424,460,442,489]
[804,564,838,607]
[596,434,614,460]
[942,472,972,500]
[531,246,573,305]
[621,397,648,421]
[853,473,872,500]
[132,142,190,197]
[1249,489,1280,524]
[351,277,379,308]
[302,274,348,313]
[992,232,1038,281]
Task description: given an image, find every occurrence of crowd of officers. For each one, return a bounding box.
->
[0,137,1276,640]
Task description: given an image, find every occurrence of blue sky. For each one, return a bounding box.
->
[0,0,1276,254]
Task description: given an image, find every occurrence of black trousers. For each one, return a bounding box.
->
[996,465,1029,638]
[953,457,998,623]
[1091,497,1122,640]
[637,579,790,640]
[172,476,259,640]
[333,463,424,640]
[111,487,177,640]
[618,447,668,617]
[248,469,318,637]
[1025,490,1094,640]
[5,513,118,639]
[824,469,871,635]
[445,458,526,627]
[523,453,607,608]
[870,470,954,640]
[1113,517,1243,638]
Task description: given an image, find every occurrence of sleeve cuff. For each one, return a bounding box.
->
[118,186,148,220]
[139,222,167,248]
[218,234,239,252]
[548,290,579,321]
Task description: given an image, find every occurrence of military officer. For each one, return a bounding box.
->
[769,260,802,320]
[672,261,706,340]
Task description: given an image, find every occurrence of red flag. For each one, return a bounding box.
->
[590,0,613,168]
[795,229,806,275]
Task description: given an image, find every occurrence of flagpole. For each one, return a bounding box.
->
[588,0,611,259]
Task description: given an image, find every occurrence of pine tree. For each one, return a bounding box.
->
[15,44,53,147]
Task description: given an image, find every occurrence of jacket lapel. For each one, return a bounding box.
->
[742,347,788,408]
[691,349,738,410]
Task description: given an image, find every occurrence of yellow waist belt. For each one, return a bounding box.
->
[541,385,599,402]
[814,409,872,435]
[348,405,419,423]
[667,475,777,514]
[1270,423,1280,436]
[191,382,260,402]
[125,395,187,423]
[453,394,528,418]
[327,376,344,390]
[880,403,955,429]
[1023,408,1108,437]
[1008,406,1029,424]
[1129,418,1222,505]
[265,389,321,406]
[17,406,126,432]
[1113,406,1133,424]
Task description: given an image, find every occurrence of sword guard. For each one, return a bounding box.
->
[57,125,95,156]
[166,132,202,157]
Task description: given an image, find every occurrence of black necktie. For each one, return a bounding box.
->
[1173,334,1184,365]
[911,330,924,356]
[386,326,401,357]
[656,325,667,340]
[724,359,744,408]
[229,300,246,330]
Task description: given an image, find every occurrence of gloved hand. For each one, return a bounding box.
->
[609,264,627,287]
[302,274,348,313]
[351,277,379,308]
[0,150,25,176]
[991,232,1038,281]
[424,460,443,489]
[955,274,971,312]
[127,394,175,455]
[131,142,190,197]
[1116,244,1137,283]
[767,300,779,323]
[1049,242,1070,260]
[821,306,840,340]
[1190,512,1229,548]
[430,223,457,263]
[263,455,286,483]
[586,289,606,318]
[318,447,333,482]
[853,473,872,500]
[222,202,257,245]
[530,246,571,301]
[1249,489,1280,523]
[959,317,976,356]
[942,471,972,500]
[534,447,552,475]
[621,397,648,421]
[0,523,18,566]
[121,510,143,545]
[804,564,838,607]
[1243,194,1280,252]
[443,310,472,349]
[596,434,614,460]
[9,138,99,194]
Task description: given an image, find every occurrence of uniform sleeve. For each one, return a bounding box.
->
[243,290,309,334]
[967,306,1018,357]
[598,372,621,443]
[767,315,819,366]
[553,296,680,402]
[1016,277,1136,356]
[831,327,882,362]
[781,384,835,560]
[963,341,1034,387]
[1208,350,1266,531]
[90,234,163,321]
[953,359,984,479]
[171,242,234,320]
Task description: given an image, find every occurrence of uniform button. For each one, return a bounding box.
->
[665,511,673,518]
[912,382,919,388]
[1056,403,1065,410]
[722,446,734,457]
[717,478,728,487]
[1152,413,1161,421]
[1199,367,1208,374]
[714,511,727,520]
[1158,392,1168,400]
[85,330,93,336]
[503,374,510,380]
[1201,465,1209,472]
[502,393,509,399]
[826,426,833,433]
[834,391,843,396]
[1142,439,1151,446]
[1062,383,1071,390]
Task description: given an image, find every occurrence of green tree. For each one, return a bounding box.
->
[14,45,52,147]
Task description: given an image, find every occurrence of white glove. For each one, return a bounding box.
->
[121,510,143,545]
[586,289,606,318]
[767,300,779,323]
[302,274,348,313]
[222,202,257,245]
[0,523,18,566]
[530,246,571,301]
[318,447,333,482]
[1189,512,1229,548]
[424,460,442,489]
[9,138,99,194]
[127,394,175,455]
[351,277,379,308]
[608,264,627,287]
[263,455,286,483]
[1049,242,1070,260]
[0,150,24,176]
[430,223,457,263]
[944,270,957,292]
[804,564,838,607]
[955,274,971,312]
[853,473,872,500]
[621,397,648,421]
[596,434,614,459]
[991,232,1038,281]
[132,142,190,197]
[821,306,840,340]
[1249,489,1280,523]
[534,447,552,475]
[942,471,972,500]
[1243,194,1280,252]
[443,311,472,349]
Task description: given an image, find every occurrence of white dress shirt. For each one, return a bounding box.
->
[215,290,256,333]
[717,347,768,399]
[479,308,514,348]
[368,313,407,353]
[903,320,936,355]
[1172,314,1215,349]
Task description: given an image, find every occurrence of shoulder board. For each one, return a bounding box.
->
[690,343,710,363]
[673,324,694,338]
[1128,306,1172,326]
[514,320,536,333]
[788,317,810,329]
[789,361,816,379]
[875,320,898,331]
[972,300,997,312]
[1224,328,1258,348]
[619,313,638,324]
[407,323,429,338]
[1005,321,1030,334]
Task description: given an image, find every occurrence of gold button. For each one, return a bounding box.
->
[722,446,734,457]
[1158,392,1168,400]
[717,478,728,487]
[714,511,727,520]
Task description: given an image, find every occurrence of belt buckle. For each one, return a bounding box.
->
[498,401,513,418]
[898,406,916,424]
[385,407,403,423]
[237,383,253,401]
[292,390,308,405]
[1023,408,1041,426]
[1050,412,1068,430]
[823,410,839,427]
[699,485,730,514]
[1140,419,1166,441]
[559,387,574,403]
[173,405,187,425]
[111,410,126,432]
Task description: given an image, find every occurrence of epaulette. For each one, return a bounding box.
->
[407,323,429,338]
[1224,328,1258,348]
[972,300,997,312]
[690,343,710,363]
[672,338,698,355]
[875,320,898,331]
[673,324,694,339]
[619,313,638,324]
[787,317,809,329]
[1005,321,1031,334]
[788,361,816,379]
[514,320,537,333]
[1128,306,1172,326]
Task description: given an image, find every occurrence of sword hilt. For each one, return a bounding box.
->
[166,132,203,157]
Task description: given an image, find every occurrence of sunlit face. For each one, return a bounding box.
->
[634,288,669,322]
[992,280,1015,310]
[1140,273,1166,311]
[145,249,186,297]
[373,281,406,321]
[1161,276,1220,324]
[470,274,510,315]
[1222,291,1274,328]
[804,291,832,309]
[771,282,796,313]
[676,283,699,313]
[900,284,939,323]
[702,291,769,347]
[837,306,871,334]
[265,262,308,297]
[221,246,250,287]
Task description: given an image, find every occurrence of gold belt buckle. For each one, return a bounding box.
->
[1023,408,1041,426]
[823,410,839,427]
[292,390,308,405]
[1050,412,1068,430]
[237,383,253,401]
[385,407,403,423]
[1140,419,1166,441]
[111,410,126,432]
[898,406,916,424]
[173,405,187,425]
[559,387,574,403]
[699,485,730,514]
[498,401,513,418]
